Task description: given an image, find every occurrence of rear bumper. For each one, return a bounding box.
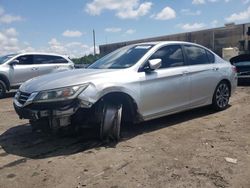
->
[230,74,238,95]
[238,75,250,79]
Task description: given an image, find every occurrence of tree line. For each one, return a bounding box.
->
[71,54,102,65]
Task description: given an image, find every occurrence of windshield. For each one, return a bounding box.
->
[0,54,17,64]
[88,44,154,69]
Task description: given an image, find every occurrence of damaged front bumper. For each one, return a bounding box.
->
[14,98,82,128]
[13,84,100,129]
[14,99,79,120]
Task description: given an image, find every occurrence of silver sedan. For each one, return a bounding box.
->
[14,41,238,141]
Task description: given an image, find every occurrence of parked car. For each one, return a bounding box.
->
[230,54,250,83]
[0,52,74,98]
[13,42,237,141]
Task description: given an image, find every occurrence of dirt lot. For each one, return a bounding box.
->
[0,86,250,188]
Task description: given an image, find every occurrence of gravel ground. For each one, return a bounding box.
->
[0,86,250,188]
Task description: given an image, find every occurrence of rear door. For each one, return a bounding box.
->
[139,44,191,119]
[50,55,73,72]
[34,55,71,77]
[9,55,36,86]
[183,45,221,106]
[33,55,57,77]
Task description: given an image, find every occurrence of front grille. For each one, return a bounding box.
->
[18,92,31,105]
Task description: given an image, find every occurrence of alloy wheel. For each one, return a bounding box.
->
[215,83,230,109]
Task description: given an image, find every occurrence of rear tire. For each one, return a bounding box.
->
[0,80,6,99]
[212,81,230,111]
[99,102,123,142]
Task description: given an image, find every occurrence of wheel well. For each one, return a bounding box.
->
[98,92,140,123]
[0,74,10,91]
[220,79,232,96]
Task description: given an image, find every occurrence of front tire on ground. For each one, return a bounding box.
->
[99,102,123,142]
[0,80,7,99]
[212,81,230,111]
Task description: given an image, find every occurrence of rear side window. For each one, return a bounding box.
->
[206,50,215,63]
[16,55,34,65]
[50,56,68,64]
[184,45,210,65]
[149,45,185,69]
[34,55,68,64]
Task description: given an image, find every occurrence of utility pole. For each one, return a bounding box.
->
[93,29,96,56]
[212,30,215,51]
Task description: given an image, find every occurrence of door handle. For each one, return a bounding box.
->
[182,71,189,76]
[31,67,38,71]
[212,67,219,71]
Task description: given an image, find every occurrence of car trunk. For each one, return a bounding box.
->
[230,54,250,76]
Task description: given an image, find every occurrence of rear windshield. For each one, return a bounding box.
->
[0,54,17,64]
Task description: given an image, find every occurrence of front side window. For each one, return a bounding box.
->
[184,45,210,65]
[88,44,154,69]
[149,45,185,69]
[16,55,33,65]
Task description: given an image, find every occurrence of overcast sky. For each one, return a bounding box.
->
[0,0,250,57]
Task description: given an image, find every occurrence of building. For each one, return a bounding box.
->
[99,22,250,57]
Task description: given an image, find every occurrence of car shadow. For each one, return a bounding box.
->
[0,106,221,160]
[238,80,250,86]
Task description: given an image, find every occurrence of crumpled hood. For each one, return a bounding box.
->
[19,69,117,93]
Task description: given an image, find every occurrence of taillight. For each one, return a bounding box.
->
[232,66,237,73]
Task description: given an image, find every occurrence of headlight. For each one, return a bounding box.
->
[33,84,89,103]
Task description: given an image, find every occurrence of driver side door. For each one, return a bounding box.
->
[138,44,191,120]
[9,55,36,86]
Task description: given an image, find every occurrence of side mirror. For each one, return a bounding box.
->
[145,59,162,71]
[9,59,19,66]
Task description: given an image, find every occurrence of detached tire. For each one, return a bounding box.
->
[212,81,230,111]
[0,80,6,99]
[99,102,122,142]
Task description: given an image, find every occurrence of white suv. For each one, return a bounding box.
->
[0,52,74,98]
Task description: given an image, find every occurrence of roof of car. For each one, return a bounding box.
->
[123,41,212,53]
[129,41,206,47]
[15,52,69,58]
